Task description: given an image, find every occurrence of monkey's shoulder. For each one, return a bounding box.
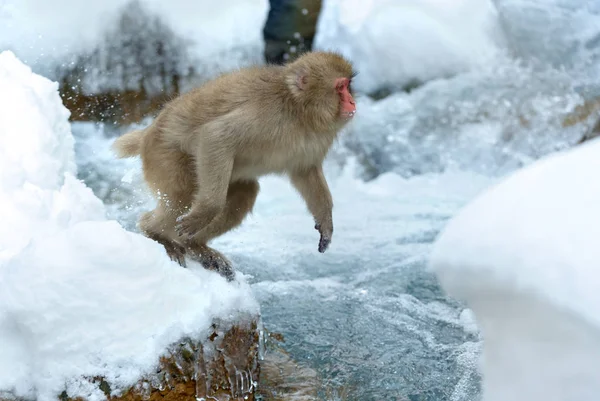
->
[171,71,282,120]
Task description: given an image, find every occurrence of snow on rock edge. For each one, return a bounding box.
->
[0,50,260,401]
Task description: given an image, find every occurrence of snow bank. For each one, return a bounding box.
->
[314,0,505,93]
[429,138,600,401]
[0,50,80,258]
[0,51,75,190]
[0,50,259,401]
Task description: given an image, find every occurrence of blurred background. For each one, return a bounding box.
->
[2,0,600,400]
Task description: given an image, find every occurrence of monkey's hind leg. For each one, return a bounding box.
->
[185,244,235,281]
[138,136,197,267]
[186,180,260,281]
[140,209,187,267]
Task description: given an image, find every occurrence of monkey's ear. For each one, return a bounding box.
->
[295,70,309,91]
[286,67,309,98]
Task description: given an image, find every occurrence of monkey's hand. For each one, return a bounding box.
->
[315,220,333,253]
[175,207,219,238]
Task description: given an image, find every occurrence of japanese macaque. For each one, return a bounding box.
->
[112,51,357,280]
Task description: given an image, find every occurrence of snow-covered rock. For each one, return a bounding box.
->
[0,50,260,401]
[429,137,600,401]
[314,0,505,94]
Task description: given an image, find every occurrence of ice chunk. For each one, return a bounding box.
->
[430,138,600,401]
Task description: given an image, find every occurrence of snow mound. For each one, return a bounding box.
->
[429,138,600,401]
[0,50,259,401]
[314,0,505,93]
[0,50,75,191]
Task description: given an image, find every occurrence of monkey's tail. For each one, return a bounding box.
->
[112,129,145,158]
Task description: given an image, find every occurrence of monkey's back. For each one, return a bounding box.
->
[161,66,288,131]
[153,66,312,153]
[143,55,346,181]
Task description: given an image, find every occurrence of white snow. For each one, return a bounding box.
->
[0,51,75,191]
[0,0,267,74]
[430,138,600,401]
[0,51,259,401]
[314,0,506,93]
[0,50,80,258]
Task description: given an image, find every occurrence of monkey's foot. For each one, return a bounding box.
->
[164,242,187,267]
[318,235,331,253]
[146,232,187,267]
[202,255,235,282]
[314,222,332,253]
[186,245,235,282]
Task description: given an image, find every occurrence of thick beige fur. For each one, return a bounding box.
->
[112,51,356,278]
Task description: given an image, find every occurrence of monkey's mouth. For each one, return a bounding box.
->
[341,110,356,119]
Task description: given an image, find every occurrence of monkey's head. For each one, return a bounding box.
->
[285,51,357,126]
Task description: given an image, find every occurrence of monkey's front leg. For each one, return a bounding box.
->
[175,141,234,238]
[290,165,334,253]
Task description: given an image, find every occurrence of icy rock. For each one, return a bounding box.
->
[430,138,600,401]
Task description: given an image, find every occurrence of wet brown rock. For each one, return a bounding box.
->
[577,116,600,144]
[256,332,353,401]
[557,96,600,145]
[258,350,318,401]
[562,97,600,128]
[50,318,260,401]
[59,88,172,125]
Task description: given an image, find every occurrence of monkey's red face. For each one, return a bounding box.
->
[335,77,356,119]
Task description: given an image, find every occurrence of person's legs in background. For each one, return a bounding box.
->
[263,0,322,64]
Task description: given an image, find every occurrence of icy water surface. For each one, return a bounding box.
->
[213,168,491,401]
[71,121,492,401]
